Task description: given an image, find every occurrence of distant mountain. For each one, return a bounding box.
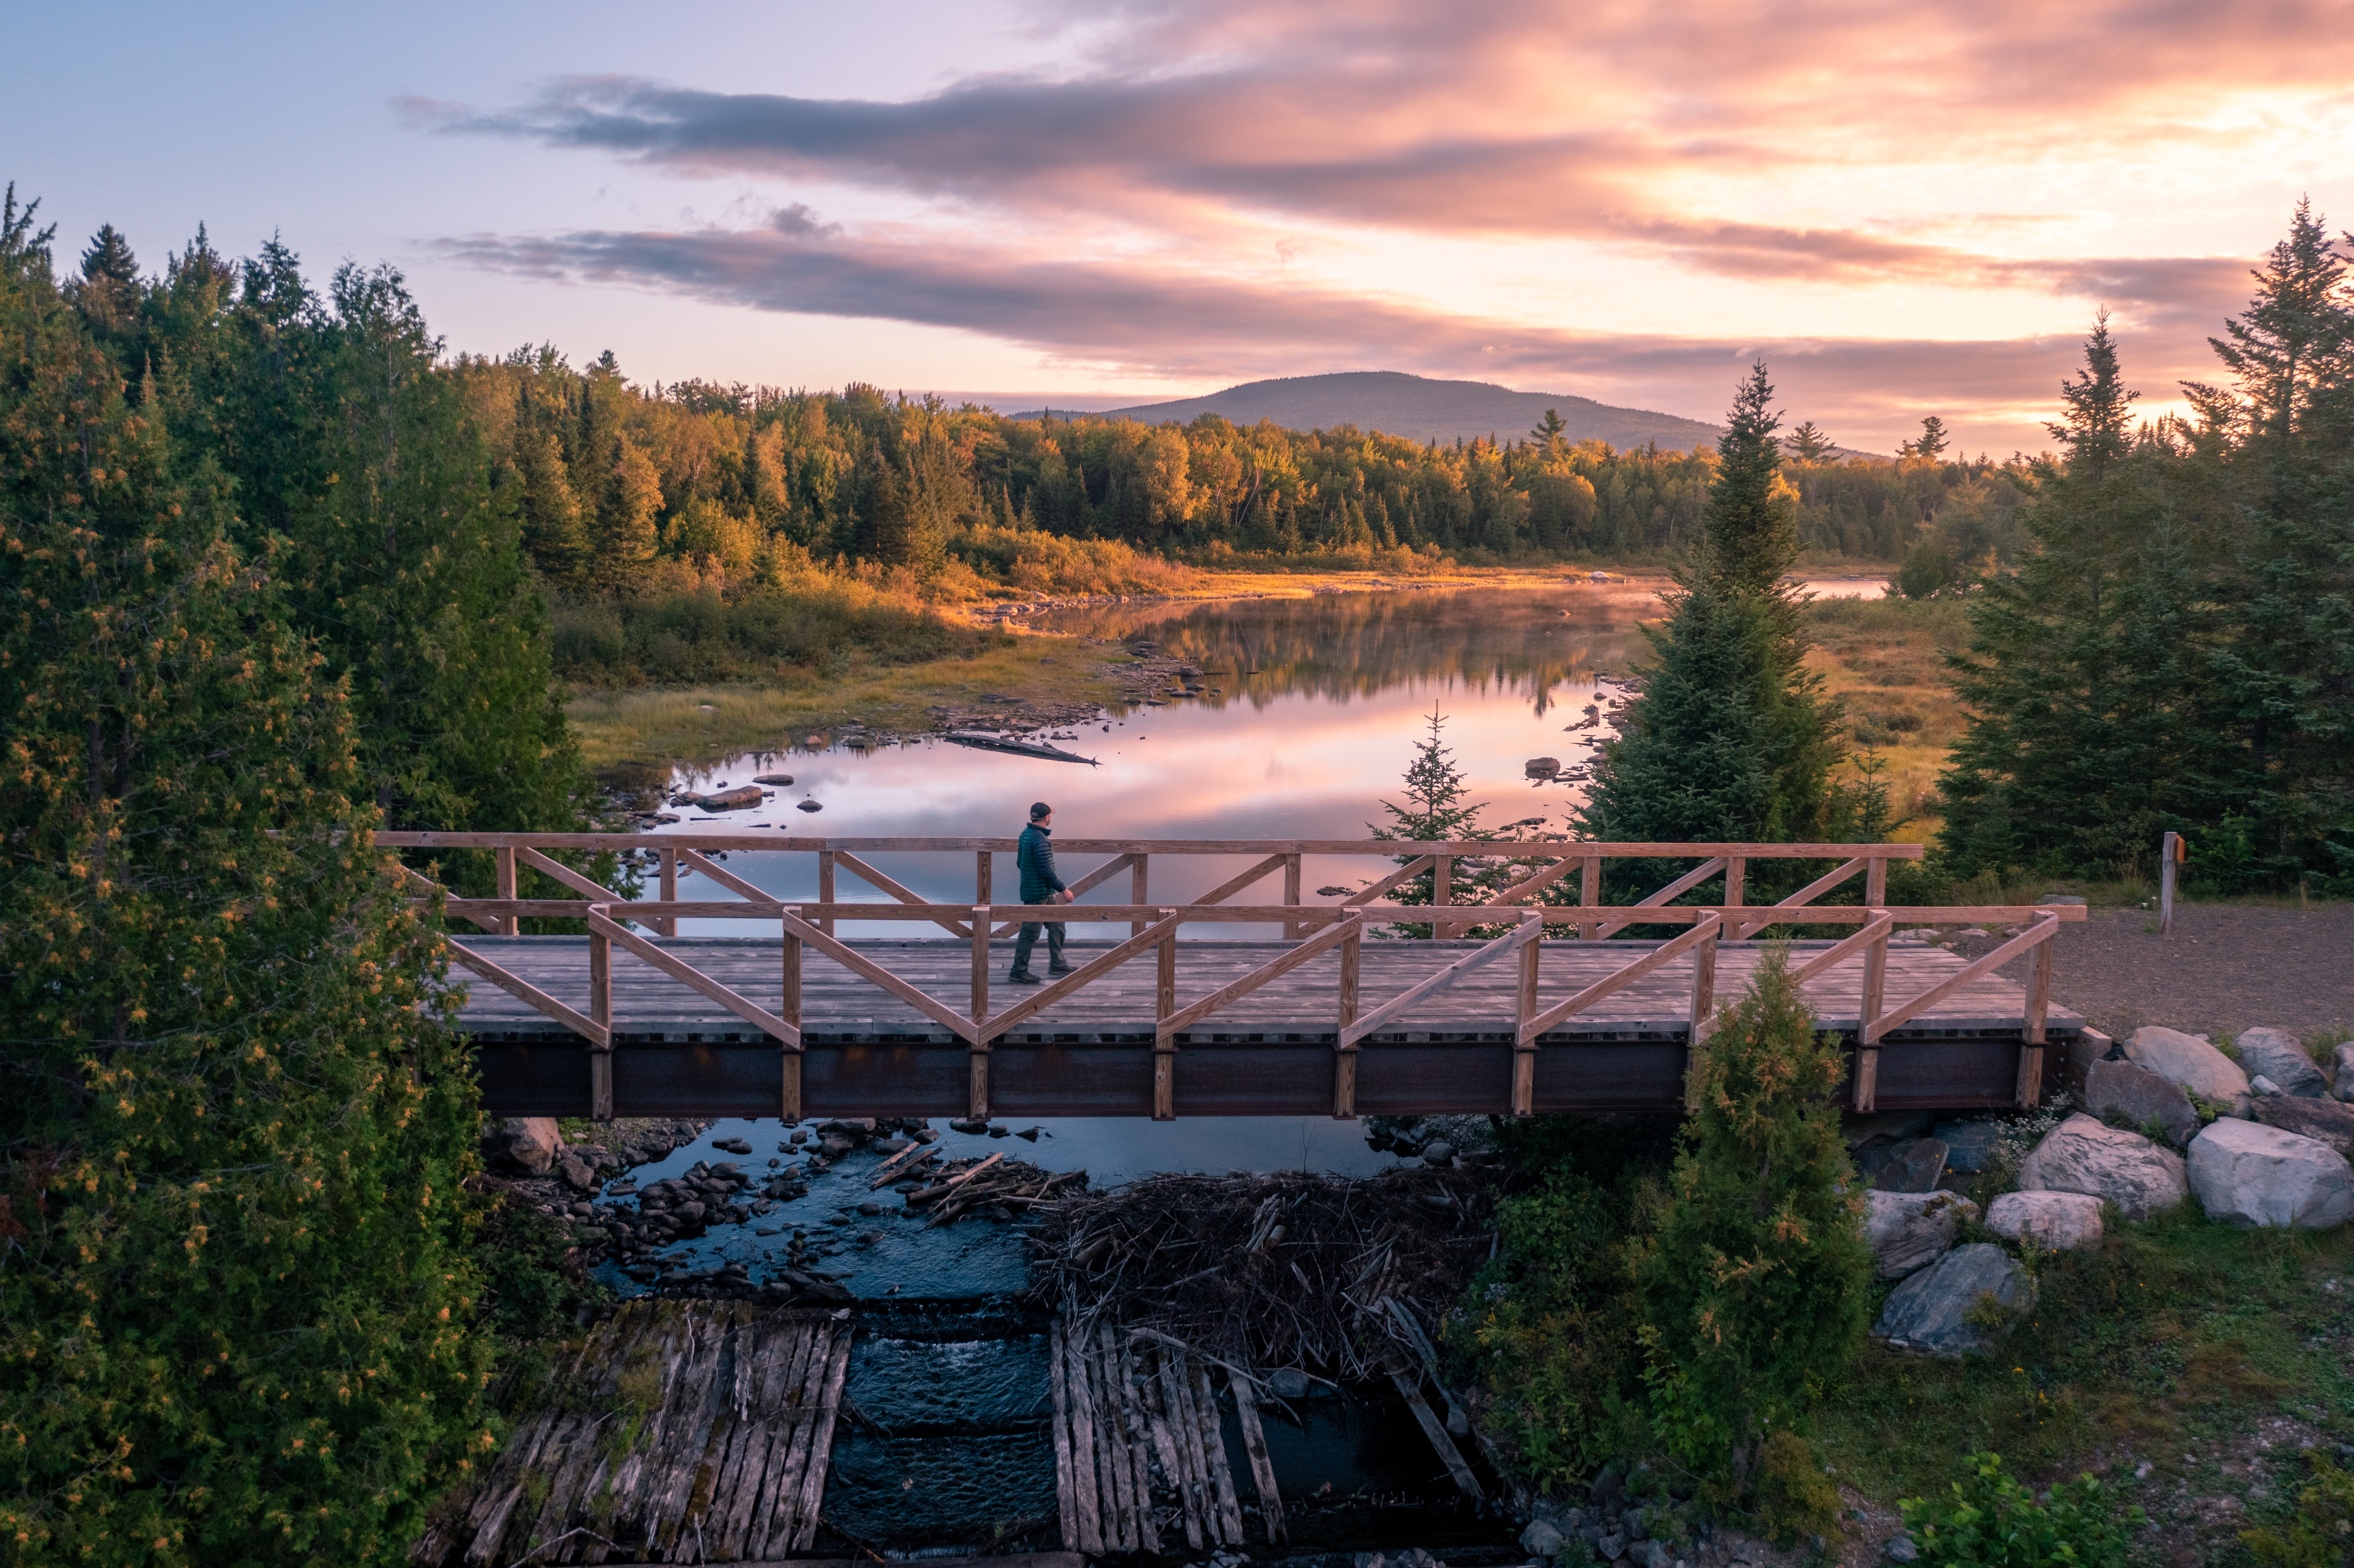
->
[1037,371,1725,449]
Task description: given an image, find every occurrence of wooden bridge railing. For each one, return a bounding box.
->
[383,835,2078,1123]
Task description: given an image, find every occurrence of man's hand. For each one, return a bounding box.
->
[1059,888,1075,905]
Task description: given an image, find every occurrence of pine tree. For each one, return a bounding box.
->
[1787,421,1833,464]
[0,216,487,1565]
[1636,952,1871,1483]
[1900,416,1952,460]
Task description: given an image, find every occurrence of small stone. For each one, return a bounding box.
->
[557,1153,598,1193]
[1598,1534,1627,1562]
[1522,1520,1565,1559]
[1423,1141,1456,1166]
[857,1200,884,1216]
[1641,1542,1672,1568]
[2335,1043,2354,1102]
[2253,1075,2284,1097]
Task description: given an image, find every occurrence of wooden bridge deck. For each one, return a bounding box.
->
[452,935,2079,1120]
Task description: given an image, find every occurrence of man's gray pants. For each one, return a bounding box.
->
[1011,898,1066,976]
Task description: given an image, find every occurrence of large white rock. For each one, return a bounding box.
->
[2335,1043,2354,1102]
[2235,1027,2329,1099]
[2017,1113,2188,1220]
[1864,1190,1981,1279]
[2126,1027,2250,1102]
[1986,1191,2104,1251]
[2188,1119,2354,1230]
[1873,1243,2034,1357]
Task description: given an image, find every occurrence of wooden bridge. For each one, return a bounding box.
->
[385,833,2083,1123]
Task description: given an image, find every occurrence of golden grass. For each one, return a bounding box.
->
[1804,595,1972,842]
[563,634,1122,768]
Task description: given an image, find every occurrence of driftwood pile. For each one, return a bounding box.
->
[893,1149,1085,1226]
[1025,1168,1494,1382]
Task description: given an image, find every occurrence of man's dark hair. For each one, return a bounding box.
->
[1029,801,1053,821]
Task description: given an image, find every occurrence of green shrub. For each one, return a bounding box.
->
[2243,1450,2354,1566]
[1753,1429,1844,1547]
[1899,1452,2142,1567]
[1635,948,1873,1482]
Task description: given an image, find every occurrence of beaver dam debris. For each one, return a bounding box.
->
[411,1302,852,1566]
[1027,1169,1493,1382]
[1028,1168,1501,1540]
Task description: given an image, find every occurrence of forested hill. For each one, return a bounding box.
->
[1084,371,1724,449]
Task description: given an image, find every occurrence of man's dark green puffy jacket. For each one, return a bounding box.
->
[1016,822,1066,902]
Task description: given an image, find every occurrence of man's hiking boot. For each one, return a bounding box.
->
[1048,963,1075,976]
[1006,971,1041,986]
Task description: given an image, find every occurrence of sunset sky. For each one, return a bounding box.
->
[16,0,2352,451]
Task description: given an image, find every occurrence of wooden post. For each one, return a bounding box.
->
[1683,915,1718,1112]
[1855,909,1889,1112]
[1432,855,1453,941]
[1336,916,1362,1120]
[1864,854,1887,910]
[817,849,836,937]
[976,849,993,908]
[656,847,677,939]
[1283,852,1303,940]
[2160,830,2181,935]
[2018,917,2054,1108]
[1131,854,1149,937]
[1156,910,1177,1122]
[781,924,803,1121]
[969,1046,991,1123]
[1721,854,1745,940]
[495,844,518,936]
[971,907,990,1027]
[588,922,613,1119]
[1579,854,1601,941]
[1513,917,1541,1118]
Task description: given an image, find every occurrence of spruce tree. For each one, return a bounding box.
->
[1636,952,1871,1483]
[0,212,487,1566]
[1578,364,1848,876]
[1936,317,2240,876]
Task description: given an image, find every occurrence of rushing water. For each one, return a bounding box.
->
[582,577,1885,1544]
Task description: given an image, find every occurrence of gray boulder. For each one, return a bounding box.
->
[2188,1119,2354,1230]
[1519,1521,1563,1559]
[557,1152,598,1194]
[2253,1094,2354,1157]
[2017,1113,2187,1220]
[2126,1026,2250,1102]
[487,1116,563,1176]
[2336,1043,2354,1102]
[1864,1190,1980,1279]
[1858,1137,1950,1193]
[1874,1242,2034,1356]
[1933,1119,2002,1173]
[2085,1057,2199,1147]
[1985,1190,2104,1252]
[2236,1027,2330,1099]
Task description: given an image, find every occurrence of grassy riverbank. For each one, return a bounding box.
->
[564,633,1125,768]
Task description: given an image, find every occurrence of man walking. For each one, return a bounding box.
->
[1009,800,1074,984]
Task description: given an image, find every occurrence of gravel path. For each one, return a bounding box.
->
[1962,902,2354,1045]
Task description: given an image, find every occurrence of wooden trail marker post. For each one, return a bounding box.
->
[2160,830,2185,935]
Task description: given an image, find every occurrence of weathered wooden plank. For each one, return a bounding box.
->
[1137,1344,1202,1549]
[1227,1369,1287,1544]
[1062,1319,1106,1554]
[1088,1328,1136,1551]
[1187,1360,1245,1546]
[751,1322,827,1559]
[1390,1365,1483,1500]
[1158,1346,1214,1545]
[1116,1331,1163,1556]
[791,1327,855,1552]
[1049,1321,1077,1552]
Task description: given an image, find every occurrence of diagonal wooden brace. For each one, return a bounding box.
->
[445,940,610,1046]
[585,908,800,1046]
[1727,855,1868,940]
[1590,857,1727,938]
[984,913,1187,1037]
[831,849,972,936]
[1518,913,1723,1044]
[1340,914,1539,1048]
[778,910,985,1043]
[1864,912,2060,1044]
[1157,915,1365,1043]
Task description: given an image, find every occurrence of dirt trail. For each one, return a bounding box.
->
[1968,902,2354,1043]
